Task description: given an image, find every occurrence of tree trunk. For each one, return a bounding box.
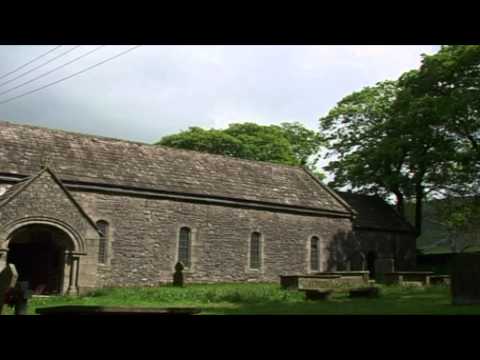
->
[393,190,405,217]
[414,181,424,237]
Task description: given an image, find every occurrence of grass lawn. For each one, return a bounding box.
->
[3,283,480,315]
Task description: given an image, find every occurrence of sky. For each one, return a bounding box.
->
[0,45,440,142]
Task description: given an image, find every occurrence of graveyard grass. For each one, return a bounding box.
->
[4,283,480,315]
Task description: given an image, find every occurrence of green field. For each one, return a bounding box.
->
[3,283,480,315]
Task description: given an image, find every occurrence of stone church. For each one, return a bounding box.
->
[0,121,416,295]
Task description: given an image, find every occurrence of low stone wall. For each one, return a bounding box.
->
[280,272,369,291]
[317,271,370,284]
[430,275,450,286]
[383,272,434,286]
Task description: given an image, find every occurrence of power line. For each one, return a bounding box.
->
[0,46,142,105]
[0,45,63,81]
[0,46,105,97]
[0,45,81,88]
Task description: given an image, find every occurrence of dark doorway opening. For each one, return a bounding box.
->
[366,251,377,279]
[7,225,72,295]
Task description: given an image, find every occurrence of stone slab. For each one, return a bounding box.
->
[36,305,201,315]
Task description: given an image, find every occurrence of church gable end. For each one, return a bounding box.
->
[0,167,99,243]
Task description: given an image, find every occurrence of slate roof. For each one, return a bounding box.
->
[337,192,415,233]
[0,121,352,215]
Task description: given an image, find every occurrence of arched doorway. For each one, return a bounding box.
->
[6,224,74,295]
[366,251,377,280]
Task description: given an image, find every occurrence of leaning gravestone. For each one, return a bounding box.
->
[451,253,480,305]
[0,264,19,314]
[173,262,184,287]
[374,258,395,284]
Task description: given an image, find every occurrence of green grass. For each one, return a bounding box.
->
[4,283,480,315]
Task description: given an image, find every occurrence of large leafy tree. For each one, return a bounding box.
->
[276,122,324,167]
[319,80,413,216]
[156,122,324,174]
[154,127,245,157]
[397,45,480,197]
[320,45,480,237]
[432,197,480,253]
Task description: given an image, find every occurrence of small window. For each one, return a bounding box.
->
[178,227,191,267]
[97,220,109,264]
[250,232,261,269]
[310,236,320,271]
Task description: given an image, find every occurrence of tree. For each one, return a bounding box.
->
[156,122,325,177]
[319,78,457,236]
[276,122,324,168]
[432,196,480,253]
[156,127,245,158]
[397,45,480,197]
[319,80,413,216]
[222,123,298,165]
[320,46,480,237]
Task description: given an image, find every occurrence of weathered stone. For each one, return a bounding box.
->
[430,275,450,286]
[280,273,368,291]
[383,272,433,286]
[0,121,417,293]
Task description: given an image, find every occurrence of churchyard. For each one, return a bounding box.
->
[2,256,480,315]
[2,282,480,315]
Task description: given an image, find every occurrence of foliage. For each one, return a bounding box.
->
[432,196,480,252]
[319,80,414,218]
[276,122,324,167]
[320,45,480,236]
[156,122,325,174]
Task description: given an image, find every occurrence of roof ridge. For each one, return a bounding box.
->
[336,190,416,233]
[0,120,304,170]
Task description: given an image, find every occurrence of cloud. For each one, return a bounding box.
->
[0,45,439,144]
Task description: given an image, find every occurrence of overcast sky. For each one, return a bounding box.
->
[0,44,439,156]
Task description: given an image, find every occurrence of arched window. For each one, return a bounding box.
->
[250,232,261,269]
[310,236,320,271]
[178,227,191,267]
[96,220,109,264]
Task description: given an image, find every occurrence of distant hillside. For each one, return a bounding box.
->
[405,198,480,254]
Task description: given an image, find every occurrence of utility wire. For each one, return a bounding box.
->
[0,45,142,105]
[0,45,81,88]
[0,45,63,81]
[0,46,105,97]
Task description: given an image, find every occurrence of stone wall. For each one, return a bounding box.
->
[71,190,354,287]
[0,171,100,293]
[354,230,416,270]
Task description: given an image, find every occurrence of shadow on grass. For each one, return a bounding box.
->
[7,284,480,316]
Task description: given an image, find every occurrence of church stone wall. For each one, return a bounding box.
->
[354,230,416,271]
[71,190,354,287]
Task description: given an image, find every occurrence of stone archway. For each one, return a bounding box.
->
[6,224,75,295]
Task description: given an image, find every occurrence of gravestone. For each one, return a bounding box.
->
[13,281,32,315]
[451,253,480,305]
[374,258,395,283]
[173,262,184,287]
[0,264,19,314]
